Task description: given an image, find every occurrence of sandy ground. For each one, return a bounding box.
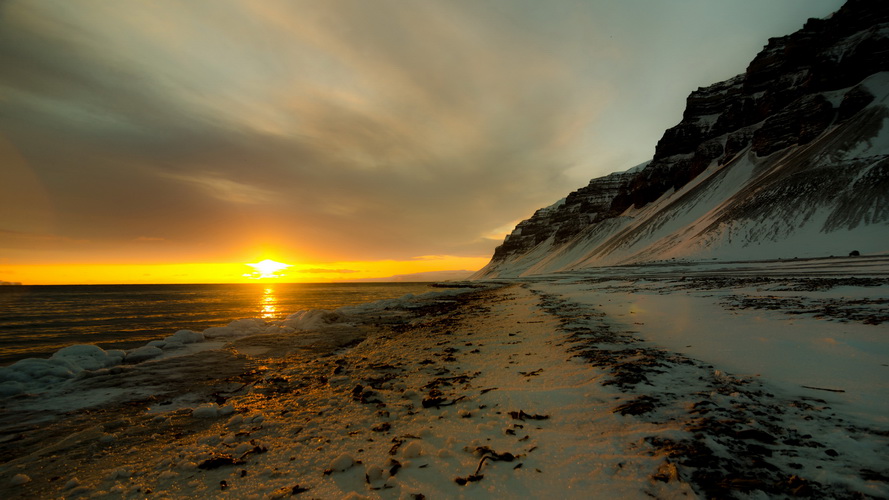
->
[1,258,887,499]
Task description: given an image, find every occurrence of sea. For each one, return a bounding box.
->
[0,282,435,367]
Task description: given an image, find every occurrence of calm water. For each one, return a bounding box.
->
[0,283,434,366]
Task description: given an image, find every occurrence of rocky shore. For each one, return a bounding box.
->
[1,260,887,498]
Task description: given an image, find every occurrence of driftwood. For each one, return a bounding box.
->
[801,385,846,393]
[455,447,517,485]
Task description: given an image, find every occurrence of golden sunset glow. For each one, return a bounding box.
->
[260,287,277,319]
[2,255,489,285]
[245,259,291,279]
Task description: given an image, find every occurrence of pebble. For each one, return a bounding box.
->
[159,470,178,480]
[193,403,236,419]
[365,463,386,483]
[192,404,222,419]
[328,453,355,472]
[402,441,423,458]
[11,473,31,486]
[106,468,131,481]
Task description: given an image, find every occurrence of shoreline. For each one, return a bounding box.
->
[1,266,887,498]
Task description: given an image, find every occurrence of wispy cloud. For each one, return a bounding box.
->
[160,172,280,205]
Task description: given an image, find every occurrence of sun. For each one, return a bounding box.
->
[245,259,291,279]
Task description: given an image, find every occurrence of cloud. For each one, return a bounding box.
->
[0,0,846,265]
[161,172,280,205]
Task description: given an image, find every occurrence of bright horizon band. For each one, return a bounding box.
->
[2,256,490,285]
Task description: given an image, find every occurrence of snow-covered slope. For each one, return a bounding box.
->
[475,0,889,279]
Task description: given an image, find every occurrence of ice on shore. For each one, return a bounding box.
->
[0,288,464,399]
[124,345,164,363]
[0,344,125,396]
[282,309,346,330]
[0,312,329,397]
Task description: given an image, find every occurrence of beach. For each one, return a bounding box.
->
[1,257,887,499]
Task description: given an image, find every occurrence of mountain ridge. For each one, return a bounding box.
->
[474,0,889,279]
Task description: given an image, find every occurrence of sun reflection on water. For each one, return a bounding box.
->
[260,287,277,319]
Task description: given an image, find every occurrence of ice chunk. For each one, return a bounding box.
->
[125,346,163,363]
[1,358,74,383]
[0,344,127,395]
[282,309,344,330]
[0,381,24,396]
[165,329,204,344]
[52,344,125,371]
[159,340,184,350]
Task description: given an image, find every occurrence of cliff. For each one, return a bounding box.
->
[474,0,889,279]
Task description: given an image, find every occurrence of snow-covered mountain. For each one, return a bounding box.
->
[474,0,889,279]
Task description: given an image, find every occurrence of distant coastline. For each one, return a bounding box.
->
[0,281,22,286]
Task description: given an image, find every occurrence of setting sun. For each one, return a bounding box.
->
[245,259,291,279]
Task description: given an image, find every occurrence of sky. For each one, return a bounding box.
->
[0,0,846,284]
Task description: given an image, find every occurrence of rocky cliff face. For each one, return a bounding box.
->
[475,0,889,279]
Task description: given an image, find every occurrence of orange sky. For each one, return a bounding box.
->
[1,256,490,285]
[0,0,844,284]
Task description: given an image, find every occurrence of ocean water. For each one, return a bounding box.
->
[0,282,434,366]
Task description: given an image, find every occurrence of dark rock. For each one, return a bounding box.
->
[454,474,484,485]
[508,410,549,421]
[612,396,659,416]
[838,85,875,121]
[733,428,777,444]
[782,475,813,497]
[388,459,402,477]
[197,454,244,470]
[421,397,446,408]
[350,384,364,400]
[752,94,835,156]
